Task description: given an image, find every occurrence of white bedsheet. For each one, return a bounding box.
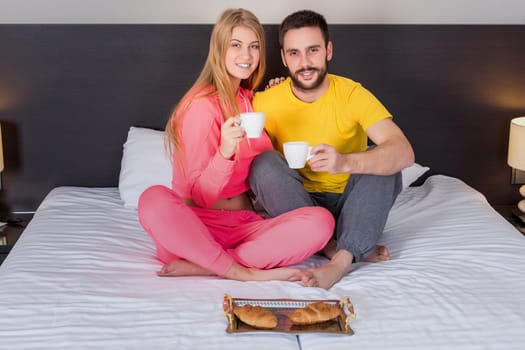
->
[0,175,524,349]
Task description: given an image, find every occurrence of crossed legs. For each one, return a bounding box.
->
[138,185,334,283]
[249,150,402,289]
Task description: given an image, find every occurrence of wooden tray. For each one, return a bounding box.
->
[223,294,355,335]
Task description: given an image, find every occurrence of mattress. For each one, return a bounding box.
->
[0,175,524,349]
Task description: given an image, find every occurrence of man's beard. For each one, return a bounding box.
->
[289,61,328,91]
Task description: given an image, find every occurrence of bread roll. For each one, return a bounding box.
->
[233,304,278,329]
[289,302,342,325]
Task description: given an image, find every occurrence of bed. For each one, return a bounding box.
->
[0,126,524,349]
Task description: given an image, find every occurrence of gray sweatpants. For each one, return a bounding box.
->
[248,150,402,262]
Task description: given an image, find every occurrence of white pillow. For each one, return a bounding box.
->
[401,162,430,189]
[118,127,172,208]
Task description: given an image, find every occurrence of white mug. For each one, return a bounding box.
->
[283,141,313,169]
[239,112,266,138]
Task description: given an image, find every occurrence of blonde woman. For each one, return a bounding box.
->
[138,9,334,283]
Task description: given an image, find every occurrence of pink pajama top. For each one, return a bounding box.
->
[172,87,273,208]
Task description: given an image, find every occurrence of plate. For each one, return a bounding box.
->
[223,294,355,335]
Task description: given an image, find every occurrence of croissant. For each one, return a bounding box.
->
[289,302,342,325]
[233,304,278,329]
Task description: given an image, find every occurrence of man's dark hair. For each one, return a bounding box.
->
[278,10,330,48]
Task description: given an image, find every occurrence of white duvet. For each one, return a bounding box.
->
[0,175,524,350]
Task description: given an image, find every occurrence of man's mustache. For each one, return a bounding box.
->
[295,67,320,74]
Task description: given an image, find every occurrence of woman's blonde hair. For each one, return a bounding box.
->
[165,8,266,162]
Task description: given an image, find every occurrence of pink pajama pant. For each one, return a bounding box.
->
[138,185,334,276]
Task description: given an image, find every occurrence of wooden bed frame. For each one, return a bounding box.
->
[0,24,524,212]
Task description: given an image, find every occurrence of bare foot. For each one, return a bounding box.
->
[322,241,389,263]
[159,259,305,283]
[362,245,390,262]
[302,250,353,289]
[303,245,390,288]
[157,259,214,277]
[225,263,305,282]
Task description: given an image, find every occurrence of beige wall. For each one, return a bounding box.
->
[0,0,524,24]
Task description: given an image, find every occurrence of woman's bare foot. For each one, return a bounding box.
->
[302,250,353,289]
[159,259,305,283]
[362,245,390,262]
[157,259,214,277]
[225,263,305,282]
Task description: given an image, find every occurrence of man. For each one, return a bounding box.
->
[249,10,415,289]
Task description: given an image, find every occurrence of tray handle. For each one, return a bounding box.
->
[340,296,356,332]
[223,294,235,331]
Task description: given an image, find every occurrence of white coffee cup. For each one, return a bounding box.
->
[240,112,266,138]
[283,141,313,169]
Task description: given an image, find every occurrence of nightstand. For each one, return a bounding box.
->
[0,213,34,264]
[493,205,525,235]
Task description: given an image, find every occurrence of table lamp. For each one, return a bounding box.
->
[0,124,4,227]
[0,124,3,168]
[507,116,525,220]
[0,123,3,189]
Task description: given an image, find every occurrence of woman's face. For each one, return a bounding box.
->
[225,25,260,86]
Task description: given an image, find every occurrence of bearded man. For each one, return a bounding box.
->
[249,10,415,289]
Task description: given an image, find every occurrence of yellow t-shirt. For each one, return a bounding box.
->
[253,74,392,193]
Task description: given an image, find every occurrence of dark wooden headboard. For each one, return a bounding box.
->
[1,24,524,212]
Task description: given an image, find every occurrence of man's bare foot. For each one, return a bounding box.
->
[302,250,353,289]
[322,241,389,263]
[157,259,214,277]
[362,245,390,262]
[303,245,390,288]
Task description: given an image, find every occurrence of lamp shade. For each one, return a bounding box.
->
[0,123,3,173]
[508,116,525,171]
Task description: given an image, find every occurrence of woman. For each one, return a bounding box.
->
[138,8,334,283]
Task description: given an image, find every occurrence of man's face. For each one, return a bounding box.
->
[280,26,332,91]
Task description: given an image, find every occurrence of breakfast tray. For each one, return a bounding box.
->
[223,294,355,335]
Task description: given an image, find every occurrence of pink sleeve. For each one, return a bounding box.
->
[177,97,235,208]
